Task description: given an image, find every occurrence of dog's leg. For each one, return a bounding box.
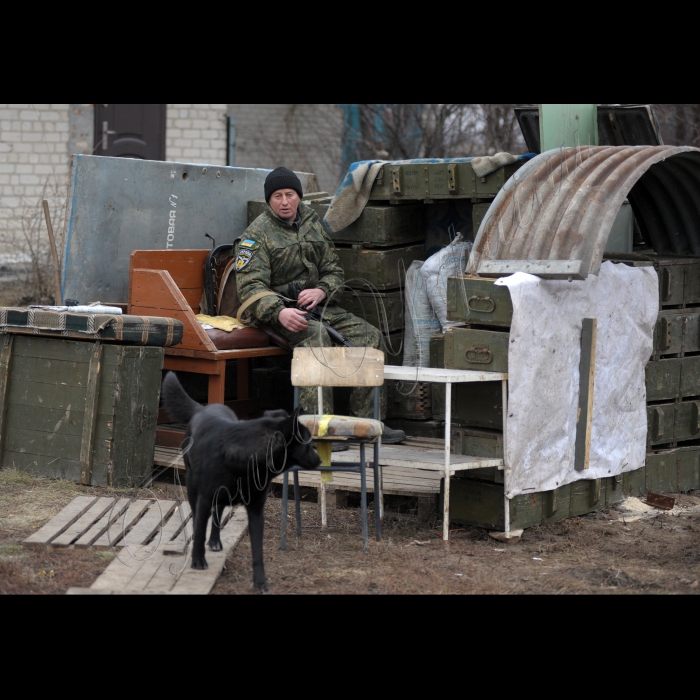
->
[246,499,269,594]
[208,499,225,552]
[191,494,210,570]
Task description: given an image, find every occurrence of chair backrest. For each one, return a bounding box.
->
[291,347,384,388]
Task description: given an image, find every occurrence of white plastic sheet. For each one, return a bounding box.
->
[496,262,659,498]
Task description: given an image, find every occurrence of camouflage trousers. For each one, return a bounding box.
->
[272,306,387,419]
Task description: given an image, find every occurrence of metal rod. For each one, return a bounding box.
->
[502,379,510,538]
[374,386,383,520]
[360,442,368,552]
[42,200,62,305]
[317,385,327,528]
[293,470,301,538]
[443,382,452,542]
[280,471,289,550]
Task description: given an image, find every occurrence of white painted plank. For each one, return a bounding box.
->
[383,365,507,383]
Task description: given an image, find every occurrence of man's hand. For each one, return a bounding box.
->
[297,288,327,311]
[278,307,309,333]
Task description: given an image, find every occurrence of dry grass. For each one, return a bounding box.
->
[2,468,699,595]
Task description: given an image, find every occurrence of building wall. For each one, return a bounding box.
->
[165,104,228,165]
[0,104,71,263]
[227,104,345,194]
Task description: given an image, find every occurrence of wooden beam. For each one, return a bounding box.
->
[575,318,597,471]
[0,334,14,465]
[80,342,103,486]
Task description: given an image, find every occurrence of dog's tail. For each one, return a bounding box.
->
[161,372,202,424]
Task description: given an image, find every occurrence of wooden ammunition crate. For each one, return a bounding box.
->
[336,244,425,291]
[605,252,700,308]
[653,309,700,356]
[443,471,641,531]
[645,446,700,493]
[341,290,404,332]
[0,335,163,487]
[645,356,700,402]
[368,161,526,202]
[447,276,513,328]
[444,326,509,373]
[387,380,432,420]
[472,202,492,236]
[647,400,700,446]
[451,426,504,484]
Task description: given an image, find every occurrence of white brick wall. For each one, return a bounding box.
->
[227,104,345,194]
[0,104,70,263]
[165,104,228,165]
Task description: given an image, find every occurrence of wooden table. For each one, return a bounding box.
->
[383,365,508,541]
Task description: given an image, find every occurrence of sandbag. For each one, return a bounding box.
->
[420,234,473,333]
[403,260,441,367]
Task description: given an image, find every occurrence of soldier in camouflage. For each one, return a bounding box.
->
[234,167,405,444]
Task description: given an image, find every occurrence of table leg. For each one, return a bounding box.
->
[237,358,250,400]
[502,378,510,538]
[443,382,452,542]
[208,362,225,404]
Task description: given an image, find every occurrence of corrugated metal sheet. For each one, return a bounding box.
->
[467,145,700,279]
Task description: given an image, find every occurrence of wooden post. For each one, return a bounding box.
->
[0,335,14,465]
[575,318,597,472]
[80,342,104,485]
[42,200,63,305]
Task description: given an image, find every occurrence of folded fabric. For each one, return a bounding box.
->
[471,152,519,178]
[0,308,183,347]
[298,415,382,440]
[196,314,246,332]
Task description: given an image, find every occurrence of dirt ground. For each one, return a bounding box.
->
[1,468,699,595]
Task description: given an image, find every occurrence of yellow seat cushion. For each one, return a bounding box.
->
[298,415,382,441]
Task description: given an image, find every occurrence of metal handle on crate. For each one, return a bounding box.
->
[467,295,495,313]
[465,345,493,365]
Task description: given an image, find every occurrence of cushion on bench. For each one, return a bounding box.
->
[205,327,269,350]
[298,415,382,440]
[0,308,184,347]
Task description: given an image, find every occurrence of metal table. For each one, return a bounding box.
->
[383,365,508,541]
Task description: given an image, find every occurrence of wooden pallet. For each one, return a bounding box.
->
[24,496,248,595]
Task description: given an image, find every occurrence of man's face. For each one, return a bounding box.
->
[269,189,300,222]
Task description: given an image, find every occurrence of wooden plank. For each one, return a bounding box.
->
[123,550,169,591]
[91,499,152,549]
[51,497,117,547]
[163,346,288,360]
[129,249,209,295]
[5,404,112,440]
[119,500,177,549]
[90,542,160,591]
[0,334,14,464]
[292,347,384,387]
[575,318,597,471]
[142,553,188,593]
[79,342,103,486]
[168,506,248,595]
[129,268,216,352]
[24,496,98,547]
[73,498,132,547]
[383,365,506,382]
[158,501,192,543]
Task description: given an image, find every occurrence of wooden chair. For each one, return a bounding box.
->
[127,250,288,443]
[281,347,384,552]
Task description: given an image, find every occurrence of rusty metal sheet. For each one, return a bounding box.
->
[61,155,318,304]
[643,492,675,510]
[467,145,700,279]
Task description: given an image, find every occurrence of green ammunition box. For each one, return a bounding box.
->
[341,290,404,332]
[645,446,700,493]
[336,244,425,291]
[443,326,509,373]
[0,335,163,487]
[430,333,445,368]
[472,202,492,236]
[680,356,700,397]
[329,202,424,248]
[652,309,700,356]
[647,400,700,445]
[451,426,504,484]
[369,161,526,202]
[446,276,513,327]
[645,359,682,402]
[387,380,432,420]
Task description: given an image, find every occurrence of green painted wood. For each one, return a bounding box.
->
[8,335,120,363]
[443,326,509,372]
[4,404,113,440]
[80,342,103,485]
[1,450,109,482]
[446,276,513,327]
[539,104,598,152]
[654,311,683,355]
[683,261,700,305]
[683,312,700,353]
[341,290,404,332]
[645,359,682,402]
[472,202,491,236]
[680,356,700,398]
[645,446,700,493]
[5,380,117,415]
[575,319,597,472]
[0,335,13,463]
[5,426,112,464]
[336,244,425,291]
[671,400,700,443]
[646,403,676,445]
[451,426,504,484]
[626,466,646,497]
[453,381,503,429]
[430,333,445,368]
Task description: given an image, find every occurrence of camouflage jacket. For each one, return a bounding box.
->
[234,202,345,325]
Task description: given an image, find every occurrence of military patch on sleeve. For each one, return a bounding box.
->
[240,239,257,248]
[235,248,256,272]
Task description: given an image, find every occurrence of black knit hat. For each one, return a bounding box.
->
[264,167,303,203]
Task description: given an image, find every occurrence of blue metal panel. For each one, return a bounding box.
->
[61,155,317,304]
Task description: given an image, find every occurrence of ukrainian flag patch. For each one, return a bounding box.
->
[240,239,256,248]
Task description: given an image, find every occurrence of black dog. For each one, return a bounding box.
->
[161,372,320,593]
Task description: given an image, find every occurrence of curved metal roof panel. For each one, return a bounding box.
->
[467,145,700,279]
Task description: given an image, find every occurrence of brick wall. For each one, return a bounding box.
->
[0,104,70,263]
[227,104,345,194]
[165,104,228,165]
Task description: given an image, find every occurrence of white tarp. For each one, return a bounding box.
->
[496,262,658,498]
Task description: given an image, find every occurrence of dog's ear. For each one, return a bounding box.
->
[264,409,289,419]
